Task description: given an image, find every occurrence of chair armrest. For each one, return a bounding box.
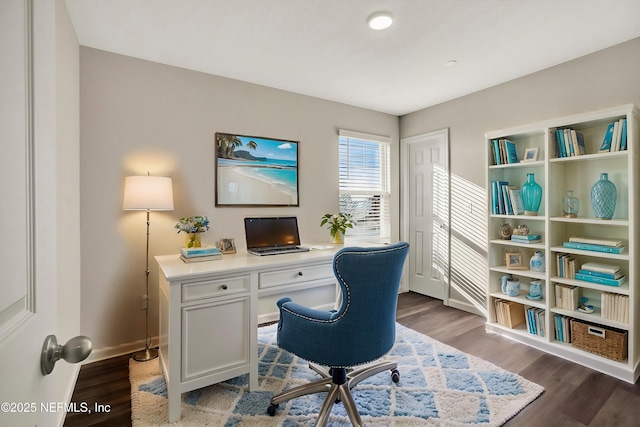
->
[277,297,335,322]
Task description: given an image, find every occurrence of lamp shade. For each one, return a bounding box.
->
[123,176,174,210]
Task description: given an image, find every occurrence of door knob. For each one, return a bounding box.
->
[41,335,92,375]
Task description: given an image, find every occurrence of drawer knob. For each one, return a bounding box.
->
[298,271,303,276]
[221,284,228,290]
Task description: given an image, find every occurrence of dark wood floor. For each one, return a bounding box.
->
[64,292,640,426]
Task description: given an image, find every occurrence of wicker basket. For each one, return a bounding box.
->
[570,319,628,361]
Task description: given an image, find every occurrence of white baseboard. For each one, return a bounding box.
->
[84,337,159,363]
[446,297,484,317]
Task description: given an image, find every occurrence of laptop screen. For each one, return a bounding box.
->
[244,217,302,249]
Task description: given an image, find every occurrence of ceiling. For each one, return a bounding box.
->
[65,0,640,116]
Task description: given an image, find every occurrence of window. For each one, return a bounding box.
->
[338,130,391,242]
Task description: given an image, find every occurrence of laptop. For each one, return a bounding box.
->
[244,217,310,256]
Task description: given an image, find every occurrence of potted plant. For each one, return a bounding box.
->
[320,213,353,244]
[175,216,210,248]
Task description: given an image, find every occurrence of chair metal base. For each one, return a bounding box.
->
[267,360,399,427]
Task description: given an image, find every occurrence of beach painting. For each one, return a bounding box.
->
[215,132,299,206]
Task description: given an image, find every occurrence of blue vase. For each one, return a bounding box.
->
[521,173,542,216]
[591,173,616,220]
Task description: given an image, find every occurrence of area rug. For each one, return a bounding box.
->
[131,323,543,426]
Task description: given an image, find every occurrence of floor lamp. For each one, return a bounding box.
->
[123,174,174,362]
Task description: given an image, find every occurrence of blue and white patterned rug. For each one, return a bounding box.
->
[131,323,543,426]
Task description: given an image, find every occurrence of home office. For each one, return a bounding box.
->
[3,1,640,426]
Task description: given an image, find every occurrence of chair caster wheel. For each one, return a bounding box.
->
[267,404,279,416]
[391,369,400,383]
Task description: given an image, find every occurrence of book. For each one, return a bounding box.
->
[180,254,222,263]
[576,131,586,155]
[502,184,515,215]
[556,129,566,157]
[180,246,222,258]
[562,241,625,254]
[598,122,615,152]
[508,188,524,215]
[611,120,621,152]
[511,234,542,241]
[504,139,519,164]
[580,261,621,275]
[492,139,501,165]
[568,236,622,247]
[574,273,627,287]
[620,118,628,150]
[577,269,623,280]
[491,181,499,214]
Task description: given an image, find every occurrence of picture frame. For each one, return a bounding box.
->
[216,238,236,254]
[505,251,526,269]
[215,132,299,206]
[521,147,539,162]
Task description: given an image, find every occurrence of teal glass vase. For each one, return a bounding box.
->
[591,173,616,220]
[520,173,542,216]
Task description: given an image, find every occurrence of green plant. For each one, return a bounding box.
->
[320,213,353,236]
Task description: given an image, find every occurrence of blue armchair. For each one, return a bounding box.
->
[267,242,410,426]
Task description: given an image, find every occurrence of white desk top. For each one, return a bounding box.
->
[155,244,343,281]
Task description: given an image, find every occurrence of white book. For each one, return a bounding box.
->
[568,236,622,247]
[580,261,621,274]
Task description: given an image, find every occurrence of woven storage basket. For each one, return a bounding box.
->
[570,319,627,361]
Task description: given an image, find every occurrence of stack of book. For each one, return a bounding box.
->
[575,262,627,287]
[494,299,526,329]
[563,236,625,254]
[490,180,524,215]
[490,138,519,165]
[556,253,577,279]
[555,283,579,310]
[525,307,545,337]
[601,292,629,323]
[180,246,222,263]
[511,234,541,244]
[553,127,586,157]
[554,314,571,343]
[598,118,627,153]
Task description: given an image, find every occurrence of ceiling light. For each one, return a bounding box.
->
[368,12,393,30]
[445,60,457,67]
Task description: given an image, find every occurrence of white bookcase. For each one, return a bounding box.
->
[485,104,640,383]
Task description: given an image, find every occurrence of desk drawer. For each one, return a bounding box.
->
[259,264,333,289]
[182,275,250,302]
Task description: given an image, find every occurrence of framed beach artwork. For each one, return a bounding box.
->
[215,132,299,206]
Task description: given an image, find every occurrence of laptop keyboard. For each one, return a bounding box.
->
[250,246,309,255]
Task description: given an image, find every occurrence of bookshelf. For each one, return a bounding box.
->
[485,104,640,383]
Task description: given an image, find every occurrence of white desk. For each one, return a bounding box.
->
[155,246,341,423]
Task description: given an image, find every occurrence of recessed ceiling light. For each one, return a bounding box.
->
[368,12,393,30]
[445,60,458,67]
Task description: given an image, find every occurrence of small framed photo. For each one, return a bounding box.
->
[216,238,236,254]
[505,251,526,269]
[521,147,539,162]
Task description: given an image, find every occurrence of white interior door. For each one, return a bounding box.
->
[401,129,450,300]
[0,2,60,425]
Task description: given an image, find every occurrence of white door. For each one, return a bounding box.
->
[401,129,450,300]
[0,2,60,425]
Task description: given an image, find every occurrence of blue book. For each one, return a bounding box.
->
[504,139,518,164]
[497,181,509,214]
[574,131,586,155]
[491,181,499,214]
[620,119,627,151]
[492,139,501,165]
[574,273,627,287]
[577,269,623,280]
[511,234,542,241]
[556,129,566,157]
[599,123,615,152]
[562,241,625,254]
[180,246,222,257]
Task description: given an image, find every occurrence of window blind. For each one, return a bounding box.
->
[338,130,391,241]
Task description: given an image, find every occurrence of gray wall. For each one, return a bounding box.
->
[79,48,400,358]
[401,37,640,310]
